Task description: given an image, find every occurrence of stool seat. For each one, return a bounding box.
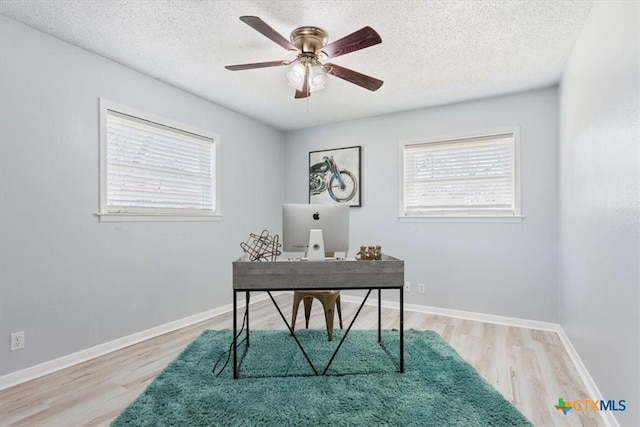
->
[291,290,343,341]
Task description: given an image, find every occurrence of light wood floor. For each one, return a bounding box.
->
[0,293,604,427]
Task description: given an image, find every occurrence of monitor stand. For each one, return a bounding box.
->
[306,229,325,261]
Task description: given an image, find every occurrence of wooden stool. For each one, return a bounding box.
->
[291,290,343,341]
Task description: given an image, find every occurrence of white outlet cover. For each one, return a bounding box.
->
[10,331,25,351]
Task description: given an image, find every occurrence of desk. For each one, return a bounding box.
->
[232,254,404,379]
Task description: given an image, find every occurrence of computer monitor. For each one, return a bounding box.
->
[282,203,350,256]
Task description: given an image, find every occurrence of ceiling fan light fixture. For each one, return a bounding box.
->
[287,63,327,93]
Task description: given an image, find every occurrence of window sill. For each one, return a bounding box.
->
[96,212,222,222]
[398,215,524,223]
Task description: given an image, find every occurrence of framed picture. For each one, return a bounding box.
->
[309,146,361,207]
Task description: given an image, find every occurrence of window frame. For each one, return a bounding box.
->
[398,127,522,222]
[98,99,221,222]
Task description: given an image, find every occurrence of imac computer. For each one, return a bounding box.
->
[282,203,349,260]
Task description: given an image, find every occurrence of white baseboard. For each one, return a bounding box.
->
[0,292,271,390]
[339,293,562,332]
[555,329,621,427]
[1,290,616,427]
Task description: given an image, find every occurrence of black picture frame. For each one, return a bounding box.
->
[309,146,361,207]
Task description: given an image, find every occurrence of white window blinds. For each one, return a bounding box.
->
[402,132,518,217]
[105,109,216,215]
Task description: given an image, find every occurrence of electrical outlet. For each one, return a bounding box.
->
[418,283,425,294]
[404,281,410,292]
[10,331,25,351]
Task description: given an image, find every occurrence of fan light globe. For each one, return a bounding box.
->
[287,63,305,90]
[309,65,327,90]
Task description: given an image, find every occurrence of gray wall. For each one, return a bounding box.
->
[0,17,285,376]
[559,2,639,426]
[285,87,559,322]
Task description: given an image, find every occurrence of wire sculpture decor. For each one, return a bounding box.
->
[240,230,282,262]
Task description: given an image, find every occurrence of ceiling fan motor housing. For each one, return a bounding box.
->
[290,27,328,53]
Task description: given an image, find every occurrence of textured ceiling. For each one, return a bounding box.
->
[0,0,593,131]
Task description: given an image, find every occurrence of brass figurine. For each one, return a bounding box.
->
[356,244,383,260]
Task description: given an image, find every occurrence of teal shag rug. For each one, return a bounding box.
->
[112,329,531,426]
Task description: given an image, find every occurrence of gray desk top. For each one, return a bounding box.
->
[233,254,404,291]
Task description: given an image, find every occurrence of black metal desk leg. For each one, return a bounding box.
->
[245,291,250,347]
[378,288,382,343]
[233,291,238,379]
[400,287,404,373]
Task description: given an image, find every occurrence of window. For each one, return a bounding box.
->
[98,100,220,222]
[400,128,521,221]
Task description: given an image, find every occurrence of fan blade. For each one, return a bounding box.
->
[294,66,311,99]
[225,60,288,71]
[326,63,383,91]
[320,26,381,59]
[239,16,298,52]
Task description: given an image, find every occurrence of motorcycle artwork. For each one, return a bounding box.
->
[309,155,358,203]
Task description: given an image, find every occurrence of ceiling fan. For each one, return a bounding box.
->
[225,16,383,99]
